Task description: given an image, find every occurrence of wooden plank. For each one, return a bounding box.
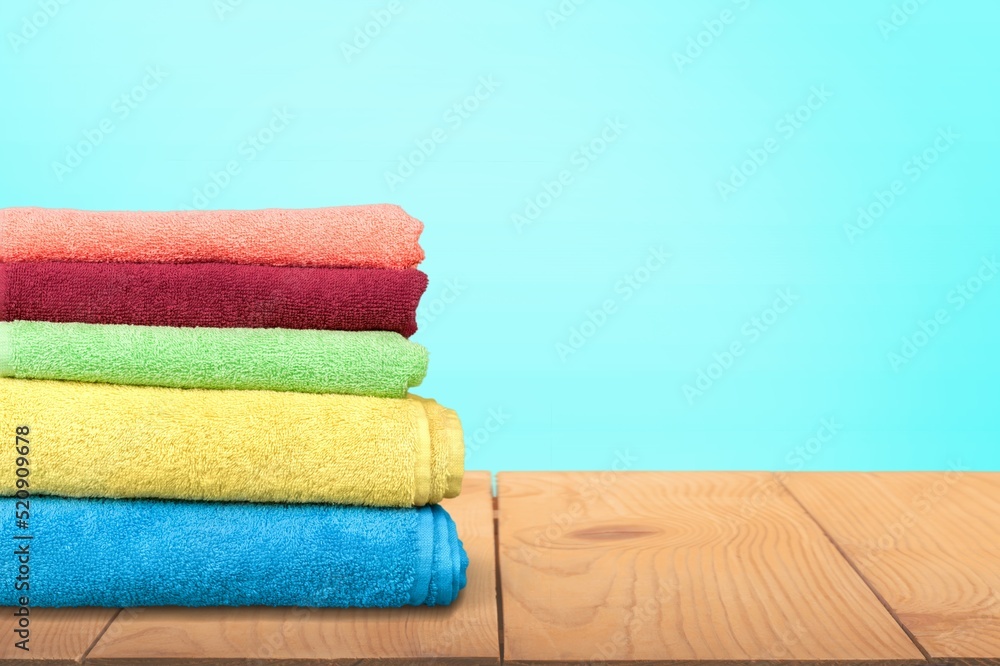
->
[783,472,1000,665]
[0,608,118,665]
[86,471,499,665]
[497,471,925,665]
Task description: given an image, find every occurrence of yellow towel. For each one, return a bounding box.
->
[0,378,463,507]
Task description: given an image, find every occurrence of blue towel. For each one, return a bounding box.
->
[1,497,468,607]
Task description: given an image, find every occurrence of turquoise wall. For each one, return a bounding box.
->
[2,0,997,471]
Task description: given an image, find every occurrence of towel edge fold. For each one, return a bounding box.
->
[412,399,432,506]
[441,406,464,499]
[407,505,436,606]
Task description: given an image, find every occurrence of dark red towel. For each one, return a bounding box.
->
[0,262,427,337]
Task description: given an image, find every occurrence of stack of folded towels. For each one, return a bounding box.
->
[0,205,467,608]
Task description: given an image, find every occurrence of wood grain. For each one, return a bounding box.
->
[0,607,118,665]
[497,471,925,665]
[85,472,499,666]
[783,472,1000,665]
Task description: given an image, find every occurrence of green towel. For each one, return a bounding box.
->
[0,321,427,398]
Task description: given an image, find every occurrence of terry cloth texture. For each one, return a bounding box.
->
[0,321,428,398]
[0,205,424,269]
[0,497,467,607]
[0,378,463,507]
[0,262,427,337]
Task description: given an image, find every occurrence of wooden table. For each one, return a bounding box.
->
[1,472,997,665]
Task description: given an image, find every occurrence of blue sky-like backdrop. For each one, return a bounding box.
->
[2,0,997,472]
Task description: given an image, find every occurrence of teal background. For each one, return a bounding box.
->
[2,1,997,472]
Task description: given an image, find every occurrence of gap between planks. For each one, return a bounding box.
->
[775,473,933,661]
[81,609,124,663]
[782,473,1000,665]
[493,495,505,664]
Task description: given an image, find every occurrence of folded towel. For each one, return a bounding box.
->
[0,496,466,607]
[0,378,463,507]
[0,262,427,337]
[0,205,424,269]
[0,321,428,398]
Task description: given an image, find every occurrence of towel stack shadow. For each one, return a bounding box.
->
[0,205,468,608]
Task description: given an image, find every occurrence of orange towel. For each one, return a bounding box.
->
[0,205,424,269]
